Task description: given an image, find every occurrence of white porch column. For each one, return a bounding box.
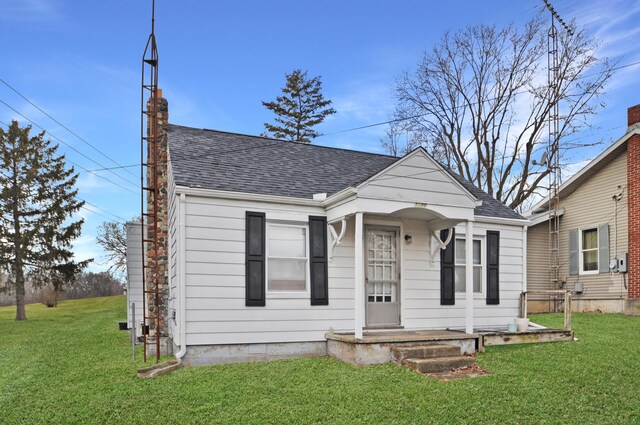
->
[354,212,364,339]
[465,220,474,334]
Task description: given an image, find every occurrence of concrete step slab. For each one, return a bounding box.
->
[391,344,461,363]
[137,360,181,378]
[404,355,475,374]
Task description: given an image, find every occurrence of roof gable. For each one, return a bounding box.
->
[357,148,478,208]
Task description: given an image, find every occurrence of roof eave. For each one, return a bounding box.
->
[524,127,639,216]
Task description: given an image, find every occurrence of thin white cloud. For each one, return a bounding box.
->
[1,0,63,23]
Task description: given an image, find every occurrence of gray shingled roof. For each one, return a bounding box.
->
[167,124,523,220]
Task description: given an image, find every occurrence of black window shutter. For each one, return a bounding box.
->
[309,216,329,305]
[440,228,455,305]
[486,230,500,305]
[245,211,266,306]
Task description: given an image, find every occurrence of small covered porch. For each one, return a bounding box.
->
[322,148,485,343]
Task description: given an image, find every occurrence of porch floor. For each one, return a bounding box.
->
[325,330,479,365]
[326,325,574,366]
[326,329,479,344]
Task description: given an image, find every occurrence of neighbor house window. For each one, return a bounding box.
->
[580,227,598,273]
[267,224,308,291]
[455,238,482,293]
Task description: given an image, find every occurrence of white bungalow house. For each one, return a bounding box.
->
[127,94,532,365]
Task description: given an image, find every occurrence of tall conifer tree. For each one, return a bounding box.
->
[0,121,88,320]
[262,69,336,143]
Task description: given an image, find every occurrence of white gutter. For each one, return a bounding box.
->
[473,215,531,226]
[175,185,323,207]
[175,193,187,360]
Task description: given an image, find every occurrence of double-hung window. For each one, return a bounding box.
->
[454,238,483,293]
[579,227,598,273]
[267,223,308,291]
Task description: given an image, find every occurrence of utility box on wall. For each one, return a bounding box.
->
[617,253,628,273]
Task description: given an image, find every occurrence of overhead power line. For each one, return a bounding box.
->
[0,99,139,190]
[0,77,138,178]
[87,164,139,172]
[0,118,137,195]
[319,59,640,137]
[83,200,128,222]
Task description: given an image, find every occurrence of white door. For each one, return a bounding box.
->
[365,228,400,327]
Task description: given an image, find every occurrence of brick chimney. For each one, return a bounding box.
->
[627,104,640,312]
[146,89,170,340]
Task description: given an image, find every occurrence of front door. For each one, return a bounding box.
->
[365,228,400,327]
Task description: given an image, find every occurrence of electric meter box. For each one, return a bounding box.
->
[617,253,628,273]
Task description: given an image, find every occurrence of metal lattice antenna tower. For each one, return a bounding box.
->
[141,0,160,362]
[543,0,572,312]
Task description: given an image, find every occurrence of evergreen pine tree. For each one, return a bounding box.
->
[262,69,336,143]
[0,121,88,320]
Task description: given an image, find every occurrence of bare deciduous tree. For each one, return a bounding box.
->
[388,16,614,210]
[96,221,127,274]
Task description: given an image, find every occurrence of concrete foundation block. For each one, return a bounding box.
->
[180,341,327,366]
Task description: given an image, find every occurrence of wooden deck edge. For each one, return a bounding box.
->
[482,330,574,346]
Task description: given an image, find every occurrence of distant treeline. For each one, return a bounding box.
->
[0,271,124,307]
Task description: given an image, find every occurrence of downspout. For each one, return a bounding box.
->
[522,225,528,293]
[522,225,528,319]
[175,193,187,359]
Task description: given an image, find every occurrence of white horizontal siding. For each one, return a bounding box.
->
[401,219,523,330]
[358,152,476,208]
[167,160,180,343]
[178,190,523,345]
[183,195,354,346]
[125,222,144,329]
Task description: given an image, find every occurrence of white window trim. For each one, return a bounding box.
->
[265,221,310,297]
[578,226,599,275]
[454,236,485,297]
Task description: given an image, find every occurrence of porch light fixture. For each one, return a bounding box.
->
[404,234,412,244]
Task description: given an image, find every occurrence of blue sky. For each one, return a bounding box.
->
[0,0,638,273]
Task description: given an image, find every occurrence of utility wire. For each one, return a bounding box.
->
[81,205,117,222]
[87,164,139,172]
[0,118,137,195]
[318,59,640,138]
[0,77,138,178]
[83,200,128,222]
[0,99,139,189]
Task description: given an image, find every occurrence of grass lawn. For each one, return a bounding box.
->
[1,296,639,424]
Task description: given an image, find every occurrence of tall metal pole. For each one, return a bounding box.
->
[141,0,160,362]
[543,0,572,312]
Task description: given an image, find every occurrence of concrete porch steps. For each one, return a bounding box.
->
[404,355,476,374]
[391,344,477,374]
[391,344,461,363]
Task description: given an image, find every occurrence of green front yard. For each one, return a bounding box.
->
[1,296,638,424]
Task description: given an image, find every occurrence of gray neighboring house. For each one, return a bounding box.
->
[128,93,531,365]
[524,104,640,314]
[125,222,143,332]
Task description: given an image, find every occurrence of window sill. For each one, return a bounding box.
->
[455,293,485,299]
[579,271,599,276]
[266,292,310,299]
